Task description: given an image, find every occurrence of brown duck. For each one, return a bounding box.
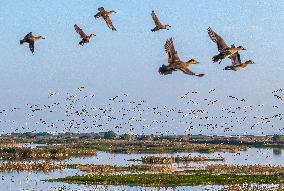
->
[20,32,45,54]
[208,27,246,64]
[224,46,255,71]
[151,10,171,32]
[74,24,96,46]
[94,7,117,31]
[159,38,204,77]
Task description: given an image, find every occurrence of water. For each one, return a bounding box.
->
[65,148,284,167]
[0,147,283,191]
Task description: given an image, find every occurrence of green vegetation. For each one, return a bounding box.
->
[141,156,224,164]
[273,134,284,143]
[120,133,134,141]
[85,140,246,154]
[2,133,284,149]
[221,184,284,191]
[0,146,96,161]
[104,131,117,139]
[0,163,174,173]
[69,164,174,173]
[49,174,284,187]
[182,164,284,175]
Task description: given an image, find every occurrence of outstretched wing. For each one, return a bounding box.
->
[208,27,229,52]
[104,16,116,31]
[165,38,180,64]
[151,11,162,27]
[179,67,195,76]
[29,41,34,53]
[74,24,87,38]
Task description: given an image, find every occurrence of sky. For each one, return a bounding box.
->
[0,0,283,135]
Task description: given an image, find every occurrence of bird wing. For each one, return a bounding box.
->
[94,12,102,19]
[230,52,241,66]
[151,11,162,26]
[74,24,87,38]
[180,67,195,76]
[29,41,34,53]
[208,27,229,52]
[25,32,33,40]
[165,38,181,64]
[103,16,115,30]
[21,32,33,42]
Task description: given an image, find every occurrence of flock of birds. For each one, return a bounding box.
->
[0,87,283,135]
[19,7,255,77]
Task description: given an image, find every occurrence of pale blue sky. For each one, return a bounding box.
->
[0,1,283,135]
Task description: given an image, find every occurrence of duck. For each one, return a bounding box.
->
[151,10,171,32]
[94,7,117,31]
[74,24,96,46]
[159,38,205,77]
[207,27,246,64]
[20,32,45,54]
[224,48,255,71]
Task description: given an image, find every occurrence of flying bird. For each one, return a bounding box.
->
[151,10,171,32]
[94,7,117,31]
[159,38,205,77]
[224,45,255,71]
[20,32,45,54]
[208,27,246,64]
[74,24,96,46]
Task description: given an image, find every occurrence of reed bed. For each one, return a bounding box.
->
[0,146,96,161]
[141,155,224,164]
[0,162,67,172]
[70,164,175,173]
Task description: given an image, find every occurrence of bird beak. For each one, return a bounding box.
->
[195,62,200,64]
[243,48,247,50]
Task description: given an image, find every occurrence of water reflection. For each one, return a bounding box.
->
[273,148,282,156]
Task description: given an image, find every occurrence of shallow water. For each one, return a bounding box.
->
[0,147,283,191]
[65,147,284,167]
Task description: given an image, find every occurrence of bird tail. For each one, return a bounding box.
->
[112,27,117,31]
[212,53,224,63]
[159,65,172,75]
[79,41,84,46]
[151,28,157,32]
[196,74,205,77]
[20,40,24,45]
[224,66,236,71]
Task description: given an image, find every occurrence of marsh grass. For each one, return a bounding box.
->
[0,162,67,172]
[0,146,96,161]
[69,164,175,173]
[49,174,284,187]
[141,156,224,164]
[182,165,284,175]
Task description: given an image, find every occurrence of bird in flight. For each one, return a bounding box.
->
[208,27,246,64]
[20,32,45,54]
[224,46,255,71]
[94,7,117,31]
[74,24,96,46]
[151,10,171,32]
[159,38,205,77]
